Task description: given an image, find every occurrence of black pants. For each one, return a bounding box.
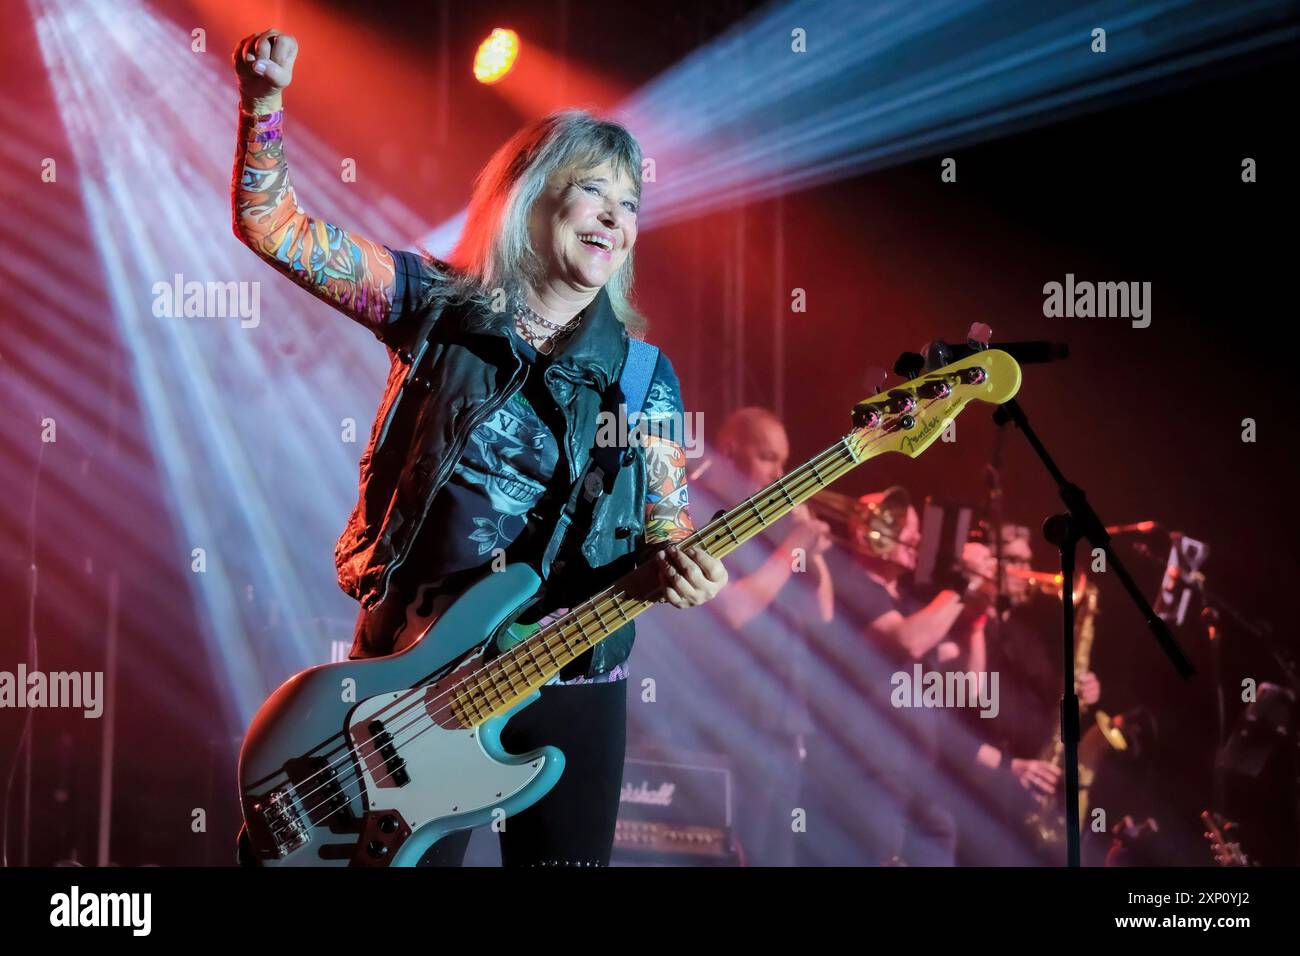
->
[417,679,628,867]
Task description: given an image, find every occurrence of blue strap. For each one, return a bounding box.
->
[619,338,660,431]
[585,338,659,485]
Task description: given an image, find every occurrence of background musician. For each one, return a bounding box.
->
[798,490,1068,864]
[960,523,1104,863]
[681,407,833,866]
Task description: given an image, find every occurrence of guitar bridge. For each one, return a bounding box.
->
[249,787,310,859]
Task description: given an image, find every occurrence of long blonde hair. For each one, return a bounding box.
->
[419,109,646,334]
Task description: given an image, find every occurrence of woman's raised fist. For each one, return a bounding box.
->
[232,30,297,108]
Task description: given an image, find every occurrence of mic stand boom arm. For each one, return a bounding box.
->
[992,397,1195,868]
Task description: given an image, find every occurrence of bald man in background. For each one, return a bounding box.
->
[690,407,833,865]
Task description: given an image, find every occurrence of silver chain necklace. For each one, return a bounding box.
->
[513,293,584,354]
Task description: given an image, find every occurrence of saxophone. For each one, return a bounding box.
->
[1022,573,1111,848]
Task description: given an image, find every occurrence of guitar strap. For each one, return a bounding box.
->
[538,338,660,579]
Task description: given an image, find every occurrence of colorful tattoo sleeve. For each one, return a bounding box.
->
[640,355,694,543]
[232,109,398,334]
[643,435,694,543]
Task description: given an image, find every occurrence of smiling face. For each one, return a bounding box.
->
[527,159,639,292]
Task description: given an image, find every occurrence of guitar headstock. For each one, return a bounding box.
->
[845,349,1022,463]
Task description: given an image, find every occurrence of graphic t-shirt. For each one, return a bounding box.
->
[415,330,567,580]
[383,250,687,684]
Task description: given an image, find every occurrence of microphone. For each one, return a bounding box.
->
[897,339,1071,377]
[995,341,1070,364]
[1105,521,1162,535]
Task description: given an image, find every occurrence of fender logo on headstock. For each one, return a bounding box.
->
[899,398,954,455]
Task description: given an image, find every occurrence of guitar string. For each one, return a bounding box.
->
[260,405,941,845]
[262,411,933,846]
[259,432,875,843]
[260,429,884,844]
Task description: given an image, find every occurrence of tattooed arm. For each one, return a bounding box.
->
[231,107,403,337]
[643,435,693,544]
[230,29,410,340]
[639,356,694,544]
[637,354,727,608]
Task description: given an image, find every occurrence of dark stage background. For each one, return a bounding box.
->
[1,0,1296,866]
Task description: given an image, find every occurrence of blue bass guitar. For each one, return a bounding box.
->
[237,349,1021,865]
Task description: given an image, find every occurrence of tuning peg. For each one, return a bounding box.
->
[853,366,889,428]
[919,341,952,372]
[891,353,924,381]
[967,322,992,349]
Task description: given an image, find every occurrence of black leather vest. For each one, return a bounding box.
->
[340,285,646,675]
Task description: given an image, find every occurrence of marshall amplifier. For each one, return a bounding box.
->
[611,749,738,866]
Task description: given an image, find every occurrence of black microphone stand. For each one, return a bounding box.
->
[987,427,1010,623]
[1130,538,1290,813]
[991,398,1196,866]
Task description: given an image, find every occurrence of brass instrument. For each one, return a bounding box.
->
[1023,573,1127,848]
[1009,568,1085,600]
[808,493,1128,849]
[805,486,910,559]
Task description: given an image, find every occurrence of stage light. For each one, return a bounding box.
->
[426,0,1298,239]
[610,0,1300,230]
[25,0,435,729]
[473,28,520,85]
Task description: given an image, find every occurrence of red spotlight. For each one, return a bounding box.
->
[474,28,520,84]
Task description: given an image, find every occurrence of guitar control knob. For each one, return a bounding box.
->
[378,815,399,834]
[367,840,389,858]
